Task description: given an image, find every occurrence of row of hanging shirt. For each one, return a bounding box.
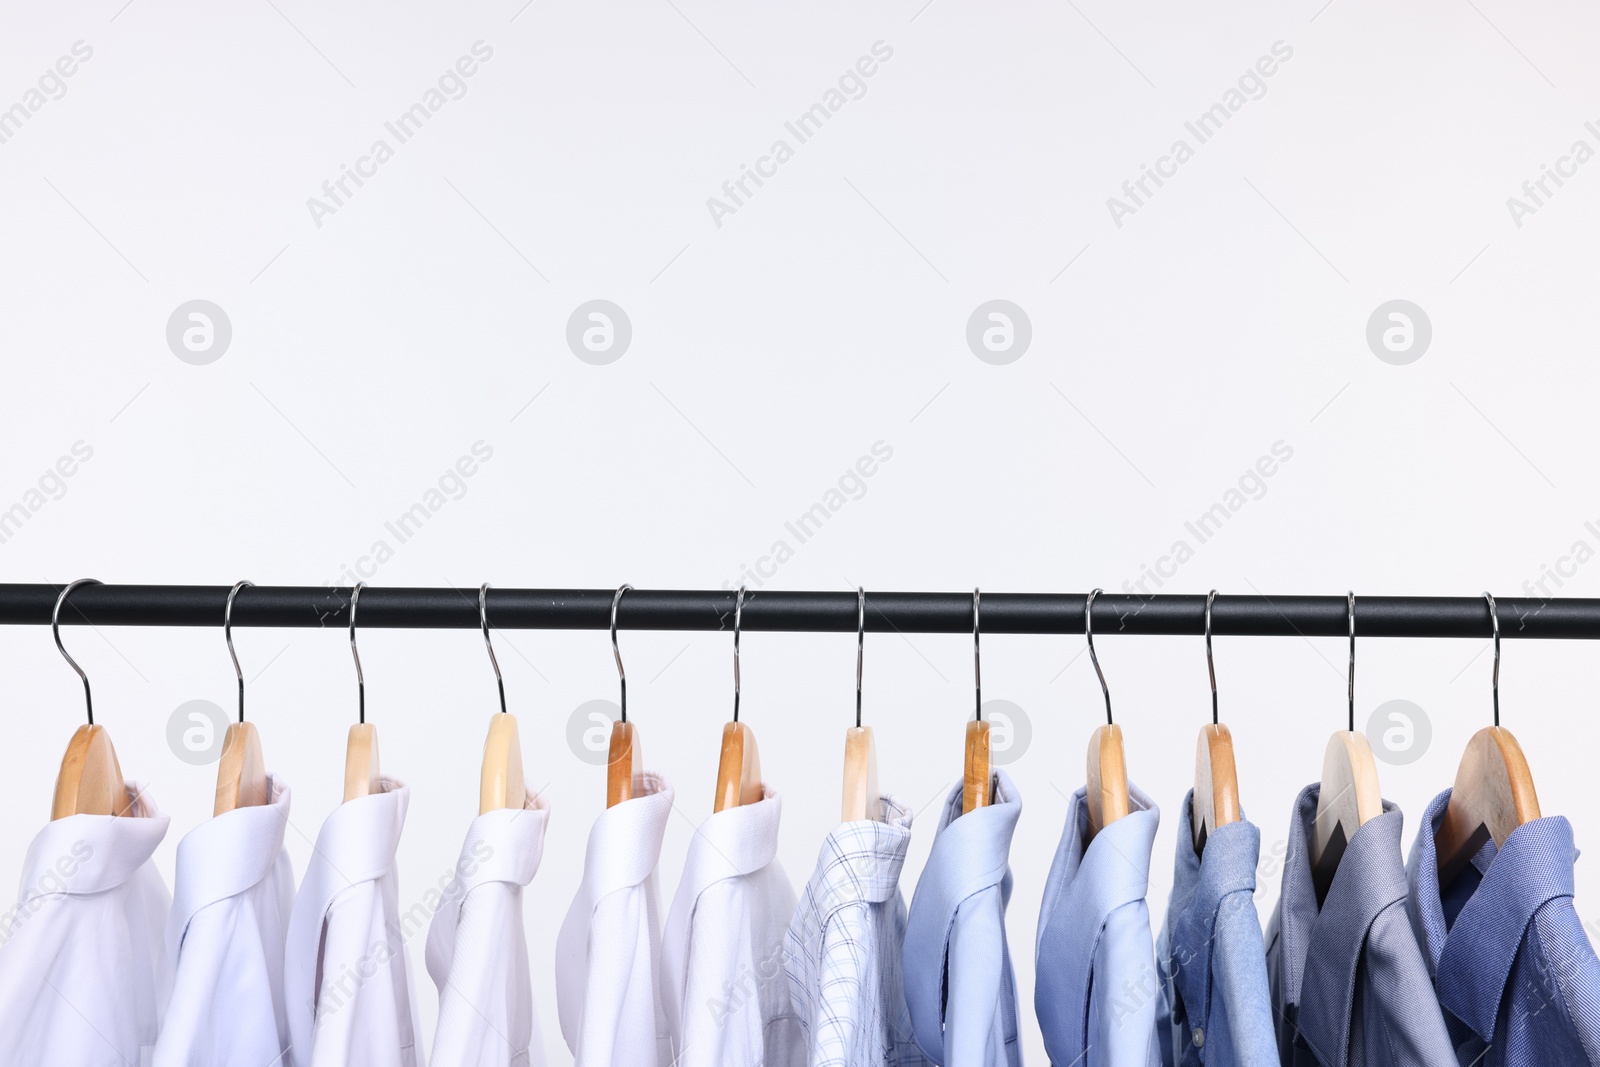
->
[4,720,1599,1067]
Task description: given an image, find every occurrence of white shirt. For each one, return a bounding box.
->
[555,772,675,1067]
[0,782,172,1067]
[285,777,419,1067]
[661,785,803,1067]
[784,797,929,1067]
[425,788,550,1067]
[156,775,296,1067]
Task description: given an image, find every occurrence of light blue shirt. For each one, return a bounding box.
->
[902,771,1023,1067]
[1406,788,1600,1066]
[1035,781,1161,1067]
[1155,792,1277,1067]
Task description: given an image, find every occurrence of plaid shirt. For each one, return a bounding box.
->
[783,797,930,1067]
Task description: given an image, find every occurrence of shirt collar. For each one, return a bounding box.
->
[169,775,291,956]
[809,795,912,911]
[454,787,549,893]
[19,781,169,900]
[1410,788,1578,1044]
[1166,790,1259,1005]
[1280,783,1410,1067]
[1033,779,1158,1062]
[575,772,673,899]
[677,784,783,900]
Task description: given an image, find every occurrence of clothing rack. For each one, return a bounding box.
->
[1,583,1597,637]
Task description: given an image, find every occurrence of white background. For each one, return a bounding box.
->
[3,0,1600,1062]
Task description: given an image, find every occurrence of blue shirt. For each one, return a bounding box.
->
[1405,788,1600,1066]
[902,770,1023,1067]
[1155,793,1277,1067]
[1035,781,1161,1067]
[1265,784,1455,1067]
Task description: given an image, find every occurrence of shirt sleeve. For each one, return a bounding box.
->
[1361,904,1455,1067]
[1212,891,1280,1067]
[574,886,667,1067]
[1093,897,1162,1067]
[809,904,868,1065]
[945,886,1006,1065]
[306,881,418,1067]
[155,897,286,1067]
[430,880,537,1067]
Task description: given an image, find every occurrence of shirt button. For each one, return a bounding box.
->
[1192,1027,1205,1048]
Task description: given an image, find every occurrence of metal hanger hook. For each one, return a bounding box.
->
[973,588,982,722]
[1085,588,1113,726]
[350,582,367,725]
[733,585,745,723]
[1346,591,1356,733]
[855,587,866,729]
[612,584,632,723]
[225,581,254,724]
[1484,591,1500,727]
[1204,589,1218,726]
[53,578,103,726]
[479,583,507,716]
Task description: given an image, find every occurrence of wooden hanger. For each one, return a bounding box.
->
[476,584,529,814]
[1193,593,1240,852]
[54,724,129,819]
[606,585,642,808]
[1082,589,1131,842]
[843,589,883,822]
[713,587,763,813]
[961,590,993,815]
[215,582,269,816]
[1434,594,1541,885]
[344,582,382,803]
[1310,593,1382,900]
[50,579,130,819]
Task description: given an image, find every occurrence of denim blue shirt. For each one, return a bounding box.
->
[1405,788,1600,1066]
[1035,781,1161,1067]
[902,770,1023,1067]
[1155,793,1277,1067]
[1264,784,1454,1067]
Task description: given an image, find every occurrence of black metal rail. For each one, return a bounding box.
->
[0,584,1593,638]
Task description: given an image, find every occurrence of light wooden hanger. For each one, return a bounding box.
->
[343,582,381,803]
[1083,588,1130,843]
[214,581,269,816]
[606,584,642,808]
[962,589,991,815]
[714,586,762,812]
[1193,590,1240,853]
[1435,592,1541,885]
[842,588,882,823]
[50,578,130,820]
[477,583,526,815]
[1311,591,1382,901]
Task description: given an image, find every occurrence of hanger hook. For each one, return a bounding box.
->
[856,588,866,729]
[1347,591,1356,733]
[733,585,745,723]
[225,581,254,724]
[1484,591,1500,727]
[53,578,103,726]
[1205,589,1218,726]
[973,588,982,722]
[1085,588,1113,726]
[350,582,366,725]
[612,584,632,723]
[480,583,507,716]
